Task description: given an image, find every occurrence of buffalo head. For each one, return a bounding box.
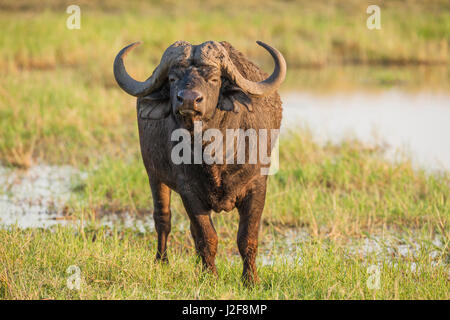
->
[114,40,286,129]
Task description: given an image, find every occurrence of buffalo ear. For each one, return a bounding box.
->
[137,89,171,120]
[219,80,253,113]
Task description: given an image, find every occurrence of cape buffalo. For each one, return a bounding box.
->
[113,40,286,284]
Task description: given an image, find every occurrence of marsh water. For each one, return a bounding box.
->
[0,90,448,265]
[283,90,450,171]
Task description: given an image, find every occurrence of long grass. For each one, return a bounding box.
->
[69,131,449,238]
[0,225,448,299]
[1,0,449,70]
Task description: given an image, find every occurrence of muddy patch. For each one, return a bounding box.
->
[0,165,85,228]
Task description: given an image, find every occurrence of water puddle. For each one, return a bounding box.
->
[0,165,84,228]
[257,228,448,271]
[0,164,155,231]
[282,90,450,171]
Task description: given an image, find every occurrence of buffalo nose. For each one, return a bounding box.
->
[176,90,203,108]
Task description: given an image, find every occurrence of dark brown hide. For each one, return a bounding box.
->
[115,41,285,285]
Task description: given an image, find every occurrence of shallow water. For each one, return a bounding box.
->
[282,90,450,171]
[0,164,155,230]
[247,227,446,271]
[0,165,83,228]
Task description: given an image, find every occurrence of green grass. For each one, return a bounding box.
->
[71,131,449,238]
[0,0,449,90]
[0,225,448,299]
[1,128,448,299]
[1,0,449,68]
[0,130,438,300]
[0,0,449,299]
[1,0,450,165]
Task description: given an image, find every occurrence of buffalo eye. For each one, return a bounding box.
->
[169,76,177,83]
[209,77,220,84]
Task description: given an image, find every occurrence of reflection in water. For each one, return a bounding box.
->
[282,90,450,171]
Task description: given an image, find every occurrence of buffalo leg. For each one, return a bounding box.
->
[236,178,267,285]
[181,194,218,275]
[150,178,172,262]
[189,222,201,259]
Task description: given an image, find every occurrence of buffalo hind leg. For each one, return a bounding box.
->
[182,193,218,275]
[150,178,172,262]
[236,178,267,286]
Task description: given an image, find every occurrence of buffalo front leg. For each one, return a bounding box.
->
[181,193,218,275]
[149,178,172,262]
[236,178,267,285]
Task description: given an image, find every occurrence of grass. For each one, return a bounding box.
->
[0,0,449,90]
[0,0,449,299]
[71,131,449,238]
[1,0,450,165]
[1,0,449,68]
[0,225,448,299]
[0,131,447,299]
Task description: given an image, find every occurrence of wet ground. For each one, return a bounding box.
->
[257,227,447,269]
[0,165,82,228]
